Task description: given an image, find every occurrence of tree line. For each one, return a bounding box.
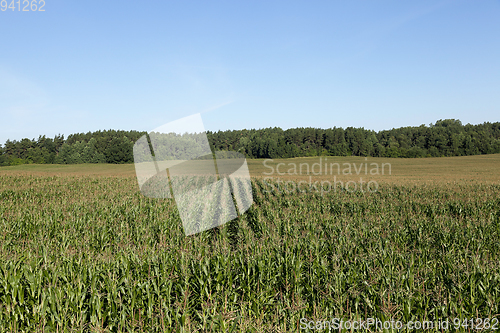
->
[1,119,499,166]
[0,130,142,166]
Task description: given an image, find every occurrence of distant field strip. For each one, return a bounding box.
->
[1,154,499,184]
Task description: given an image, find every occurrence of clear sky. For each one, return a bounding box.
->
[1,0,499,145]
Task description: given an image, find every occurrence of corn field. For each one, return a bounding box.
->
[0,174,499,332]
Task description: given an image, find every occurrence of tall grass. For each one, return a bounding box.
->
[0,175,499,331]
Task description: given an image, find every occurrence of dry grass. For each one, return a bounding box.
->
[1,154,499,185]
[248,154,500,185]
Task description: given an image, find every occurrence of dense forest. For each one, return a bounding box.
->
[1,119,499,166]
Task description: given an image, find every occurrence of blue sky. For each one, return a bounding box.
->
[1,0,499,145]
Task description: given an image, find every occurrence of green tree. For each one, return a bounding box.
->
[82,138,106,163]
[104,136,133,163]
